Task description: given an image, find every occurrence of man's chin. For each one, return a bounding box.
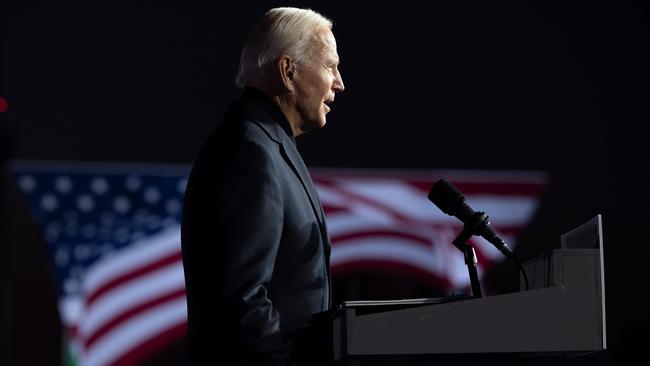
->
[302,118,327,133]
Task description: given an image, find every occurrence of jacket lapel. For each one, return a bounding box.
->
[238,99,328,237]
[278,138,326,228]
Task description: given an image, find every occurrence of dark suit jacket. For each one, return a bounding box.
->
[181,88,332,365]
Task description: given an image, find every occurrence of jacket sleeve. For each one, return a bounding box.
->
[195,139,292,364]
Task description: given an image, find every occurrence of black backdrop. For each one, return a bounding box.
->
[2,1,648,365]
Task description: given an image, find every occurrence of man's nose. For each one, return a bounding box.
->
[333,69,345,92]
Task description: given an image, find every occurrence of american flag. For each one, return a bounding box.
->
[12,161,545,365]
[314,170,546,289]
[13,161,189,366]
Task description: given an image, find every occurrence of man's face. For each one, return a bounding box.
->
[292,27,345,133]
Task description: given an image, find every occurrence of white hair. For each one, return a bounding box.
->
[235,7,333,88]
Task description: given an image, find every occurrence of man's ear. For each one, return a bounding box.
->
[278,56,296,92]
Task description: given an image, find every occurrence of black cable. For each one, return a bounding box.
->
[511,254,530,291]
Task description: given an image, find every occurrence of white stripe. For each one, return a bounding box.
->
[325,195,538,228]
[79,261,185,339]
[326,211,454,230]
[331,238,448,278]
[315,184,351,207]
[82,297,187,366]
[59,295,84,327]
[464,196,539,226]
[310,167,546,184]
[84,226,181,294]
[327,213,438,239]
[330,237,514,288]
[335,180,443,221]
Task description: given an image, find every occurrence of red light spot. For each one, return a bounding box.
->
[0,97,7,113]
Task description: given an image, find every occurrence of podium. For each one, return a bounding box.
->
[331,217,606,360]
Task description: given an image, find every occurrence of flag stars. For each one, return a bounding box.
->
[91,178,109,195]
[144,187,161,204]
[18,175,36,192]
[54,248,69,266]
[41,194,59,212]
[114,196,131,214]
[74,244,92,261]
[125,176,142,191]
[177,179,188,195]
[45,222,62,241]
[165,199,181,215]
[55,176,73,194]
[77,194,95,212]
[63,277,80,293]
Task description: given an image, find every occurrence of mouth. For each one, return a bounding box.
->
[323,99,333,112]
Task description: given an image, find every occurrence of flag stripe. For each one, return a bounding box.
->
[86,251,182,305]
[85,287,186,349]
[331,239,447,277]
[332,260,453,289]
[82,297,187,366]
[107,322,187,366]
[84,227,181,294]
[80,261,185,339]
[317,180,416,222]
[332,230,432,247]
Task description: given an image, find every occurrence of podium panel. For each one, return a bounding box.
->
[332,249,606,360]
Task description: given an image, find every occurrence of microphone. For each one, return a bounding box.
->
[428,179,514,258]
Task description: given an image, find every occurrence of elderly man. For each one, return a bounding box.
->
[181,7,344,366]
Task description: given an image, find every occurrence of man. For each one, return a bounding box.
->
[181,7,344,365]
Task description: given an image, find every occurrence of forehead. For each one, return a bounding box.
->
[312,27,338,60]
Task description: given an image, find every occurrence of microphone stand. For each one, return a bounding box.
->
[451,211,492,298]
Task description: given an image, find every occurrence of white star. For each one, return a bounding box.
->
[77,194,95,212]
[74,245,91,261]
[54,248,69,266]
[41,194,59,212]
[177,179,188,194]
[55,176,73,194]
[114,196,131,214]
[18,175,37,192]
[144,187,161,204]
[165,199,181,214]
[91,177,110,195]
[125,176,142,191]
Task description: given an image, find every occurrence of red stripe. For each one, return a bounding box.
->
[323,206,349,215]
[332,230,432,247]
[86,251,182,306]
[329,223,525,237]
[313,172,547,196]
[332,260,453,290]
[84,287,186,349]
[410,181,546,196]
[106,321,186,366]
[316,180,414,223]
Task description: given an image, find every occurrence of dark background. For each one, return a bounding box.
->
[1,1,648,365]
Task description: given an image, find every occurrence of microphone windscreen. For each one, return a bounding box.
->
[427,179,465,216]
